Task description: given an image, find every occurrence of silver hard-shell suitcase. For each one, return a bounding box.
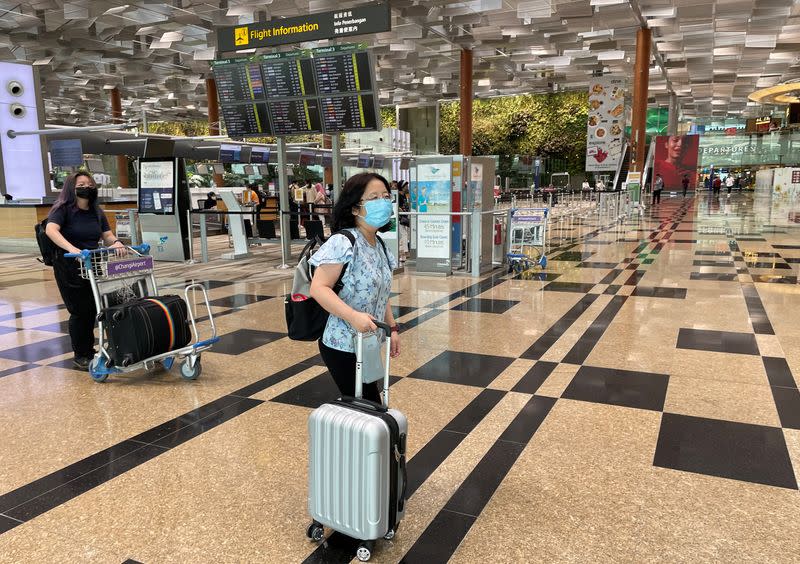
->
[307,322,408,562]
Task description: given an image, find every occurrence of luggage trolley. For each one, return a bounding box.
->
[507,207,549,277]
[64,244,220,382]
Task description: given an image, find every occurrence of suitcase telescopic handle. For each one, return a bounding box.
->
[355,321,393,406]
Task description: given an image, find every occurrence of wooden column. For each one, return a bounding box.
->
[459,49,473,156]
[110,87,129,188]
[206,77,225,187]
[322,134,333,186]
[630,27,652,172]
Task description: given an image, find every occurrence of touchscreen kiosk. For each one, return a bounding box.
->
[138,158,191,262]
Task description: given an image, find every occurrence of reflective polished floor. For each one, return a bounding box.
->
[1,190,799,563]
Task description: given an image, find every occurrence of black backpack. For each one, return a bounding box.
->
[284,230,386,341]
[34,219,58,266]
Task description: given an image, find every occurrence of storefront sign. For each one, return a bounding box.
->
[217,2,390,52]
[586,77,626,172]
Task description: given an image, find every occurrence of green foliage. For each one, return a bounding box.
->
[439,92,589,179]
[380,106,397,128]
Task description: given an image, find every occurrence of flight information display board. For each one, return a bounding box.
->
[261,58,317,99]
[212,44,380,137]
[214,62,265,102]
[320,94,378,132]
[313,51,372,94]
[268,99,323,135]
[221,103,271,137]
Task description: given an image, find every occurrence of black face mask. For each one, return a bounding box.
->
[75,187,97,201]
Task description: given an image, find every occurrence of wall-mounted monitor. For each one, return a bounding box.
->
[244,165,255,175]
[357,153,372,168]
[321,153,333,167]
[213,164,225,175]
[219,143,242,163]
[372,155,385,169]
[196,164,209,175]
[399,157,411,170]
[85,158,105,172]
[143,138,175,158]
[250,147,271,163]
[299,148,317,166]
[258,164,270,176]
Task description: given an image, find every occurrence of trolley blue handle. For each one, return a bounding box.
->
[64,243,150,259]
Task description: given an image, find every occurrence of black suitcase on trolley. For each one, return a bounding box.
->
[99,296,192,367]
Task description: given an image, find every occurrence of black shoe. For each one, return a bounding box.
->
[72,356,91,370]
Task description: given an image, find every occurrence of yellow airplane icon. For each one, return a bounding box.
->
[234,27,249,46]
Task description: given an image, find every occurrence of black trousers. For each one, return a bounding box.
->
[53,257,96,357]
[319,340,382,404]
[652,189,662,204]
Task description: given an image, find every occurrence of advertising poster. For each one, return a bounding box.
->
[414,163,451,264]
[470,163,483,209]
[139,160,175,215]
[586,77,626,172]
[653,135,699,191]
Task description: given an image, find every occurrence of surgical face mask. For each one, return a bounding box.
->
[361,198,393,228]
[75,186,97,201]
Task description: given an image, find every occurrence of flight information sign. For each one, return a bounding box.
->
[220,103,271,137]
[212,44,379,137]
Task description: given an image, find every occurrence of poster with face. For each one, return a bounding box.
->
[653,135,700,191]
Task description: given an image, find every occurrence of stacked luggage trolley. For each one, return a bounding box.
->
[507,207,549,277]
[64,244,220,382]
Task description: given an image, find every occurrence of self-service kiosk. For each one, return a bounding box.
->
[138,157,191,262]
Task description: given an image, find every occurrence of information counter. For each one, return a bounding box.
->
[0,200,137,253]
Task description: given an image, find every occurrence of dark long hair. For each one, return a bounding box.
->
[51,171,99,215]
[331,172,391,232]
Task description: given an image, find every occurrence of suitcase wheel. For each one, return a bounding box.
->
[180,355,202,380]
[356,542,374,562]
[89,356,109,383]
[306,522,324,542]
[383,527,396,541]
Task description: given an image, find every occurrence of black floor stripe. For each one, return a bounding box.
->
[0,397,262,524]
[763,357,800,430]
[741,284,775,335]
[0,514,22,534]
[561,296,628,365]
[301,389,506,564]
[400,396,556,563]
[519,294,599,360]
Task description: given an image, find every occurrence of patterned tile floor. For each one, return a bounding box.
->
[1,191,800,562]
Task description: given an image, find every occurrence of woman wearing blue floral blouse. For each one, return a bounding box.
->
[309,173,400,403]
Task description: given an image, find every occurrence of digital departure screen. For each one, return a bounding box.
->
[320,94,378,132]
[214,62,265,102]
[357,154,372,168]
[250,147,271,163]
[219,143,242,163]
[268,99,323,136]
[220,103,271,137]
[313,51,372,94]
[299,149,317,166]
[212,45,379,137]
[261,58,317,99]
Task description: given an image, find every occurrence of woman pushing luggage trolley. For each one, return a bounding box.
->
[64,244,219,382]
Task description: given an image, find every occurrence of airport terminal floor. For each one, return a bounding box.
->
[1,190,799,563]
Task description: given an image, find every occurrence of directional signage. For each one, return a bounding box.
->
[217,2,391,52]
